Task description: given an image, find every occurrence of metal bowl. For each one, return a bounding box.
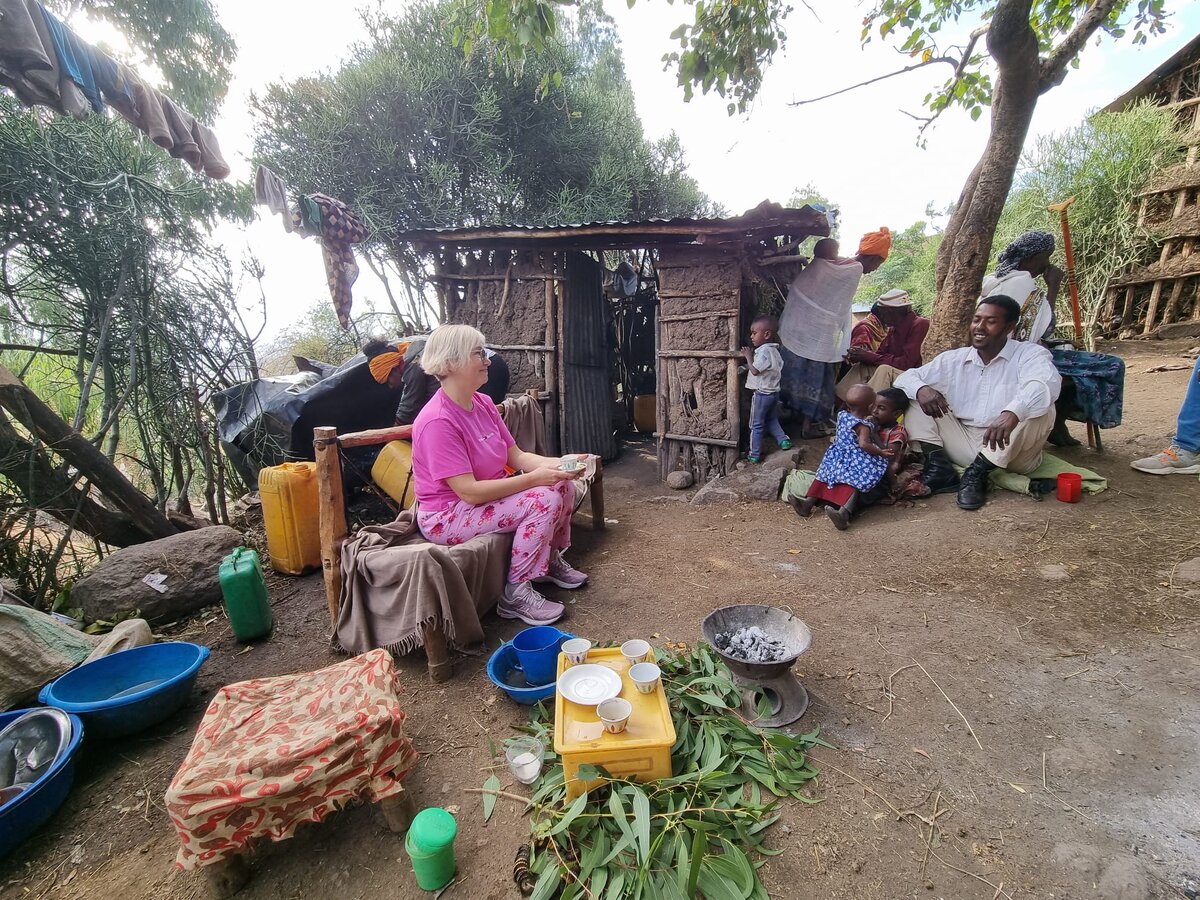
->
[0,708,73,790]
[701,604,812,681]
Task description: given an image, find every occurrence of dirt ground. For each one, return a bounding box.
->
[2,339,1198,900]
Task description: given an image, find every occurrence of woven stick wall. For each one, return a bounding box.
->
[1105,52,1200,334]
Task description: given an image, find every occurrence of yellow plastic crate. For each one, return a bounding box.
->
[554,647,676,800]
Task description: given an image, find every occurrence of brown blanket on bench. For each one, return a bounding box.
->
[334,510,511,656]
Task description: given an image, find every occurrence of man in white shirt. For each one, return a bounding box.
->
[894,295,1062,510]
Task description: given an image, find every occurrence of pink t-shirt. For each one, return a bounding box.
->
[412,389,515,511]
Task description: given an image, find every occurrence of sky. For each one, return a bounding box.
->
[200,0,1200,342]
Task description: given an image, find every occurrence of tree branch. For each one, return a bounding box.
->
[1038,0,1121,93]
[789,56,956,107]
[0,344,78,356]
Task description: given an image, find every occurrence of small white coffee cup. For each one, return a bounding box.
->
[561,638,591,666]
[629,662,661,695]
[560,455,582,472]
[597,697,632,734]
[621,639,650,666]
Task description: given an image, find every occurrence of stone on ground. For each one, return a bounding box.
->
[1174,557,1200,584]
[71,525,244,624]
[1038,564,1071,582]
[692,465,788,505]
[665,471,694,490]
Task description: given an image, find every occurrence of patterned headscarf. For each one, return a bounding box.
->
[367,342,411,384]
[996,230,1055,277]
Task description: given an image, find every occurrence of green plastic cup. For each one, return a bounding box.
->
[405,807,458,891]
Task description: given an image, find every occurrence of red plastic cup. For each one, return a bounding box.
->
[1056,472,1082,503]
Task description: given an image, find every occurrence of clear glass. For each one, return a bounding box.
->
[504,736,545,785]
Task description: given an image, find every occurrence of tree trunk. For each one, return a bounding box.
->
[0,365,177,543]
[925,0,1122,354]
[0,410,147,547]
[926,0,1041,354]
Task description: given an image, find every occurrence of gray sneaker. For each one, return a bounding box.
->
[498,582,565,625]
[1130,444,1200,476]
[534,553,588,590]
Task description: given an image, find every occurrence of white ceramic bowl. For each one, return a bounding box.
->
[620,640,650,665]
[628,662,661,695]
[597,697,632,734]
[561,638,591,665]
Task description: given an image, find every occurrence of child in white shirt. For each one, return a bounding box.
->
[741,316,793,463]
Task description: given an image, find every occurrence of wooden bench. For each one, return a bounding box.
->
[313,400,604,682]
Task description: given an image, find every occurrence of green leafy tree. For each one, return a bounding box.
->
[0,0,247,603]
[476,0,1173,348]
[817,0,1171,350]
[993,100,1183,342]
[252,0,711,322]
[52,0,235,121]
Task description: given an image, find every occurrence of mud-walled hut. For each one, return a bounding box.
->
[394,202,829,485]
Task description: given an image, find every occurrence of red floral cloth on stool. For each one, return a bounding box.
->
[165,649,418,871]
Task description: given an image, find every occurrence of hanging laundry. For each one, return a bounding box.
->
[38,4,104,113]
[254,166,293,232]
[311,194,368,330]
[0,2,228,179]
[0,0,88,118]
[105,63,229,179]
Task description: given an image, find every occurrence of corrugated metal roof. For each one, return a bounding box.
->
[392,201,830,250]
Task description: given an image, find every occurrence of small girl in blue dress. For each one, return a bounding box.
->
[790,384,893,530]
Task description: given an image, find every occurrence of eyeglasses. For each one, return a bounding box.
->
[470,349,489,360]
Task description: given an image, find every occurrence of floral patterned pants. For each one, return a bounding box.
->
[417,481,575,584]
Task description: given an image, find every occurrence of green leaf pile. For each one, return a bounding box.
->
[490,642,830,899]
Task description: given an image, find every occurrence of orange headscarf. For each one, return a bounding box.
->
[857,227,893,260]
[367,342,410,384]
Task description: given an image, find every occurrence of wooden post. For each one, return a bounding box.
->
[378,791,418,834]
[314,426,347,632]
[543,277,560,456]
[1142,280,1165,333]
[655,303,668,481]
[589,460,605,530]
[204,855,250,898]
[420,618,453,683]
[555,274,567,453]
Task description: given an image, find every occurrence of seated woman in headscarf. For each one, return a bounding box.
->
[980,231,1125,447]
[364,338,511,426]
[410,325,592,627]
[835,289,930,401]
[778,229,891,437]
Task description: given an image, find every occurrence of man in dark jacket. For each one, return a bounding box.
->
[363,338,510,425]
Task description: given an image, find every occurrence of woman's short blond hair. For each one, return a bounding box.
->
[421,324,487,378]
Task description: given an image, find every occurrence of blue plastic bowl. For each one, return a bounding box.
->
[487,634,573,705]
[38,642,210,739]
[0,709,84,858]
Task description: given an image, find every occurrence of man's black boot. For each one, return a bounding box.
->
[957,454,997,510]
[920,448,960,495]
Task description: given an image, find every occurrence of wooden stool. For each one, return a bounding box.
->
[165,650,419,896]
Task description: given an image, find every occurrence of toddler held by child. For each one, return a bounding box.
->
[741,316,792,463]
[790,384,892,530]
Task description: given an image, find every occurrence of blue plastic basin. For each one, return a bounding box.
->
[0,709,84,858]
[487,634,573,705]
[38,642,210,739]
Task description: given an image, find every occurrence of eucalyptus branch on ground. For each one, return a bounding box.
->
[481,642,829,900]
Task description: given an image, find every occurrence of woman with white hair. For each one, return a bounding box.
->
[410,324,589,626]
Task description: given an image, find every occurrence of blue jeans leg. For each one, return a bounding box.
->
[750,392,783,457]
[1175,357,1200,453]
